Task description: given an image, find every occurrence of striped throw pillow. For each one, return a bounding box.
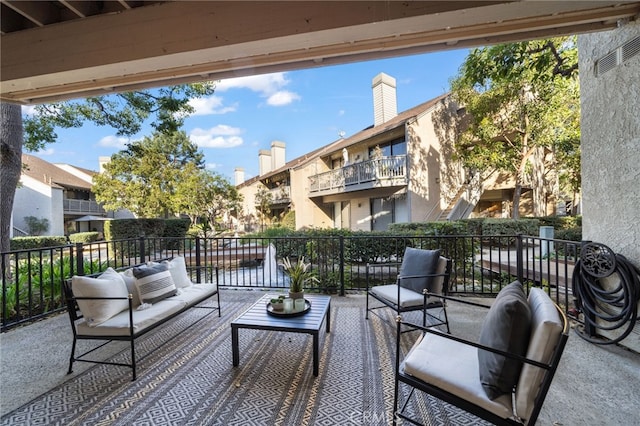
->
[132,263,177,304]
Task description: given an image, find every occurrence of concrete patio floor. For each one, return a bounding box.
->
[1,289,639,424]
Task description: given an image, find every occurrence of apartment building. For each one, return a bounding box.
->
[12,154,108,237]
[236,73,555,232]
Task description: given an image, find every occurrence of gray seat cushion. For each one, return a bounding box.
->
[478,280,532,399]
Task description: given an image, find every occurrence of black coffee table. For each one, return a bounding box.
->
[231,293,331,376]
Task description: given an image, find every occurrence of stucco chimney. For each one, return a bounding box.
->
[259,150,272,175]
[98,156,111,173]
[372,73,397,126]
[234,167,245,186]
[271,141,286,171]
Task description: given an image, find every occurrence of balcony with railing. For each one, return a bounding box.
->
[308,155,407,196]
[63,199,106,215]
[271,185,291,205]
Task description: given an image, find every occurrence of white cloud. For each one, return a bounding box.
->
[189,96,237,116]
[190,125,243,148]
[206,162,222,170]
[98,135,129,149]
[267,91,301,106]
[22,105,36,116]
[216,72,301,106]
[36,148,55,156]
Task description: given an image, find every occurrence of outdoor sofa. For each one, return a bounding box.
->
[63,256,220,380]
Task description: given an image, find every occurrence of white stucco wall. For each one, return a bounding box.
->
[13,176,65,236]
[578,22,640,262]
[578,22,639,351]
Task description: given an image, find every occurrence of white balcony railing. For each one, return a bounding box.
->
[309,155,407,194]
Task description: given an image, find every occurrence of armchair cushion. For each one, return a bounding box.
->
[399,248,441,294]
[478,281,531,399]
[515,287,564,419]
[403,332,513,420]
[369,284,425,308]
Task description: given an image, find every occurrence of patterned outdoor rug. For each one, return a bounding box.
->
[1,290,485,426]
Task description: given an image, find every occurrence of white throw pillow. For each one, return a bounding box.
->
[71,268,130,327]
[162,256,193,288]
[132,263,177,304]
[119,269,141,306]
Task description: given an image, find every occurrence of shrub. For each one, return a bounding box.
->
[68,232,101,243]
[555,227,582,241]
[10,236,68,250]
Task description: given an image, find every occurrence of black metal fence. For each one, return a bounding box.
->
[1,234,580,331]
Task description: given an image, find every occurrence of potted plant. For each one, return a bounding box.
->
[281,256,319,299]
[269,295,286,311]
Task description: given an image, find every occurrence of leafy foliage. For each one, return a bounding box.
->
[92,131,204,217]
[23,216,50,236]
[22,84,215,151]
[174,169,242,237]
[451,37,580,217]
[68,232,101,243]
[9,236,68,250]
[281,256,319,292]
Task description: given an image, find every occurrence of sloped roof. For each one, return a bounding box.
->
[238,92,450,188]
[21,154,95,191]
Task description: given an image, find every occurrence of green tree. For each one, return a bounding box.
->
[0,103,23,254]
[450,37,580,218]
[24,216,50,236]
[255,186,274,232]
[174,169,243,237]
[93,131,204,217]
[0,83,213,253]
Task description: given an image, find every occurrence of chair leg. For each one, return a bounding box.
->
[67,336,77,374]
[442,304,450,334]
[130,339,136,381]
[393,379,400,426]
[365,292,369,319]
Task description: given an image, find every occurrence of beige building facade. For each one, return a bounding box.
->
[236,73,555,232]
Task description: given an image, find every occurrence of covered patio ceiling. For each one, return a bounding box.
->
[1,1,639,105]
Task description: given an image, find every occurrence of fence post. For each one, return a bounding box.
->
[339,235,345,296]
[139,236,146,264]
[516,234,524,284]
[75,243,84,276]
[195,237,202,284]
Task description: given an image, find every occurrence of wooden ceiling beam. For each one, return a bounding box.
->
[1,1,639,104]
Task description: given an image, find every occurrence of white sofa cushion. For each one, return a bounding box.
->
[404,332,513,420]
[76,298,187,336]
[162,256,193,289]
[515,288,564,420]
[132,263,178,304]
[167,283,218,305]
[120,269,141,306]
[71,268,129,327]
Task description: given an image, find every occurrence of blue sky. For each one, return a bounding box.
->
[27,48,470,182]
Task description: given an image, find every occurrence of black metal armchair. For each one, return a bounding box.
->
[366,247,452,332]
[393,284,569,426]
